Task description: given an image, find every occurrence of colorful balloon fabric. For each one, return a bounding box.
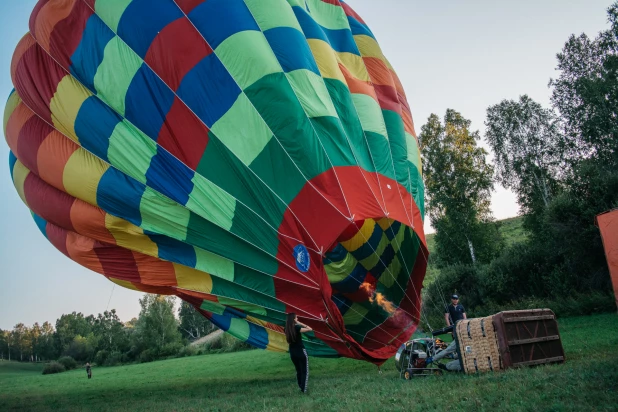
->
[5,0,427,364]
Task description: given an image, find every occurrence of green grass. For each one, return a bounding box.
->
[1,313,616,412]
[425,216,526,256]
[497,216,527,247]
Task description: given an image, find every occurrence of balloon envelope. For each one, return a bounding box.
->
[5,0,427,363]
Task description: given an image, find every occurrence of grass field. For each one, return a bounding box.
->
[1,313,616,412]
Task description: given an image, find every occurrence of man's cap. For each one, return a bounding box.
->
[451,294,459,300]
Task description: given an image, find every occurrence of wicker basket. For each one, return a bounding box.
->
[455,316,502,374]
[453,309,565,374]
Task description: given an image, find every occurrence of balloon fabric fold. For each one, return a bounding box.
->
[5,0,427,364]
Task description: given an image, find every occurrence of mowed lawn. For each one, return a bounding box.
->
[1,314,617,412]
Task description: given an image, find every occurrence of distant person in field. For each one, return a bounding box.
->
[285,313,312,394]
[445,294,467,326]
[86,362,92,379]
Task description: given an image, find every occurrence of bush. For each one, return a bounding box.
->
[120,353,132,364]
[123,345,141,362]
[104,351,122,366]
[42,361,65,375]
[160,342,184,358]
[94,350,109,366]
[63,335,96,362]
[177,345,198,358]
[57,356,77,371]
[139,349,156,363]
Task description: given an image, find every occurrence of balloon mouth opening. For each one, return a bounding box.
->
[323,217,421,346]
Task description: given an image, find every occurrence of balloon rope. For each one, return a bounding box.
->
[20,28,322,291]
[353,224,432,338]
[243,3,390,221]
[251,0,425,343]
[105,284,116,312]
[168,0,358,236]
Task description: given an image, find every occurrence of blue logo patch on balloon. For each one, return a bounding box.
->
[293,244,311,272]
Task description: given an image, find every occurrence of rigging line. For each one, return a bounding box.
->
[243,1,391,222]
[70,2,411,345]
[357,223,425,319]
[415,263,446,319]
[329,249,425,335]
[333,303,401,342]
[348,26,427,255]
[239,315,345,343]
[345,327,400,347]
[30,208,314,322]
[421,229,451,309]
[16,152,325,314]
[331,222,428,335]
[326,285,411,344]
[66,3,319,254]
[401,167,438,325]
[9,103,322,304]
[21,31,321,290]
[394,149,435,328]
[105,284,115,312]
[295,1,394,217]
[383,221,433,326]
[344,17,418,234]
[326,297,402,343]
[415,230,450,311]
[170,1,357,228]
[359,222,433,336]
[77,2,323,254]
[174,286,322,322]
[408,248,442,334]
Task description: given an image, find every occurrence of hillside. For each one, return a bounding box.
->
[424,215,525,255]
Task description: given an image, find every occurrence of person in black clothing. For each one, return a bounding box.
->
[285,313,312,393]
[444,294,467,326]
[85,362,92,379]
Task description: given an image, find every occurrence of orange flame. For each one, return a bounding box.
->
[374,293,397,315]
[360,282,397,315]
[360,282,374,296]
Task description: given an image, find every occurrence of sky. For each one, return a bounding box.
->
[0,0,613,330]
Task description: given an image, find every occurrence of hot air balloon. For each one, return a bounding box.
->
[5,0,427,364]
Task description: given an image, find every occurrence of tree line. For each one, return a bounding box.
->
[0,295,225,366]
[420,2,618,325]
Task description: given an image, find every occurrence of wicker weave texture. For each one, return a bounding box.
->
[455,316,502,374]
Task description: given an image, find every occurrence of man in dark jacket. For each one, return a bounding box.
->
[444,294,467,326]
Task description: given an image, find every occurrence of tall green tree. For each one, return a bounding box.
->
[420,110,501,266]
[485,95,565,229]
[542,2,618,293]
[12,324,30,361]
[178,301,216,341]
[35,322,56,361]
[93,310,128,353]
[0,330,9,360]
[550,1,618,165]
[133,295,181,354]
[54,312,94,354]
[29,323,42,362]
[64,334,98,362]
